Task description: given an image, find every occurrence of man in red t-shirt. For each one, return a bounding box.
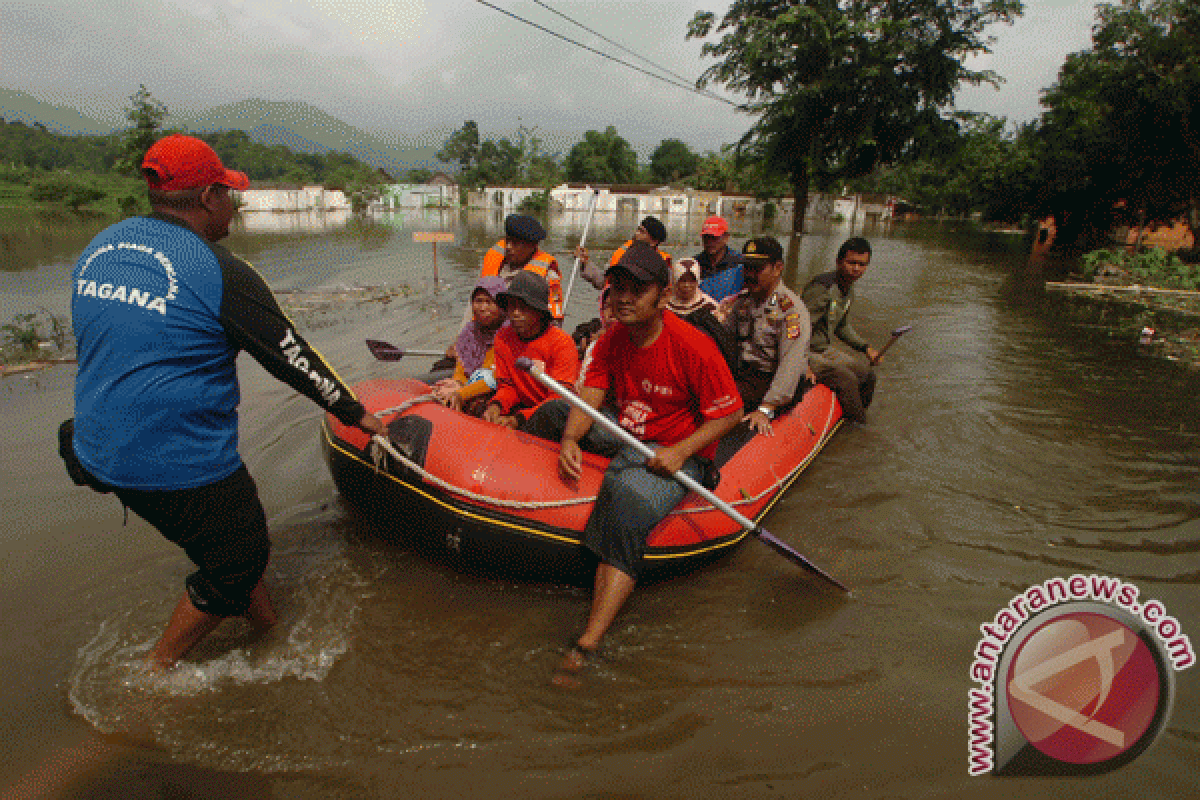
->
[483,270,579,430]
[537,241,742,683]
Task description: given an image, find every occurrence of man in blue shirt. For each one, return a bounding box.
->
[68,134,386,669]
[694,215,744,302]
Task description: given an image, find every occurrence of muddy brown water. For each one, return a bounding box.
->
[1,210,1197,798]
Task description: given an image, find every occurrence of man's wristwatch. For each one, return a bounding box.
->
[757,405,774,420]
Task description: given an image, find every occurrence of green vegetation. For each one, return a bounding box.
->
[1079,247,1200,289]
[564,127,638,185]
[1,308,69,365]
[517,190,551,214]
[686,0,1024,234]
[0,86,387,216]
[116,85,168,176]
[437,120,795,198]
[438,121,566,189]
[844,0,1200,253]
[1028,0,1200,254]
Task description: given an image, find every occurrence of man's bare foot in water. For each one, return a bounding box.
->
[551,643,596,689]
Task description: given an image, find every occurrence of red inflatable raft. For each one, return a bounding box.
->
[322,378,843,584]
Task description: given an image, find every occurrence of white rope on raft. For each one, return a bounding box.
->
[364,394,836,516]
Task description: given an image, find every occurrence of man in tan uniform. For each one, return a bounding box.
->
[723,236,814,436]
[802,237,881,423]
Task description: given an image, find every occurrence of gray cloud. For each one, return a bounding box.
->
[1,0,1095,156]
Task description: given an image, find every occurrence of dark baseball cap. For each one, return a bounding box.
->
[742,236,783,266]
[497,270,552,317]
[607,241,669,286]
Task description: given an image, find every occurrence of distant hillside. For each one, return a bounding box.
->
[0,89,444,179]
[0,88,117,136]
[174,97,443,179]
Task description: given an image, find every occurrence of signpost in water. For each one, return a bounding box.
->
[412,231,455,290]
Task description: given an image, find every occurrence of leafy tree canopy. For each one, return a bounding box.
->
[437,120,480,174]
[565,126,638,184]
[117,85,170,176]
[650,139,700,185]
[1033,0,1200,252]
[688,0,1023,232]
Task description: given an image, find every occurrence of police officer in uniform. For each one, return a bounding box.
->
[724,236,814,436]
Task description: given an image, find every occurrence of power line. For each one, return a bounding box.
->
[531,0,730,105]
[473,0,739,108]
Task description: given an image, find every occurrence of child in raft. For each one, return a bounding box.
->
[431,276,508,415]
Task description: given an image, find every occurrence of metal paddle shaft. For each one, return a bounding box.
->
[366,339,445,361]
[875,324,912,360]
[516,357,849,592]
[559,188,600,318]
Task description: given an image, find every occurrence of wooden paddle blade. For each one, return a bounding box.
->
[366,339,406,361]
[753,527,850,592]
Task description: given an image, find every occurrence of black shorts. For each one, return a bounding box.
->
[114,465,270,617]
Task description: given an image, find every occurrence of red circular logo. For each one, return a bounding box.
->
[1006,612,1161,765]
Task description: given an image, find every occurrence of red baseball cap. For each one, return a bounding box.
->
[701,215,728,236]
[141,134,250,191]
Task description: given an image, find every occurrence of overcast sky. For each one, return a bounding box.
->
[1,0,1099,160]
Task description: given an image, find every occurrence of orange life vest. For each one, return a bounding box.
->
[607,239,673,270]
[481,240,563,319]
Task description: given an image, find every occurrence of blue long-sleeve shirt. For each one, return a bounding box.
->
[72,212,365,489]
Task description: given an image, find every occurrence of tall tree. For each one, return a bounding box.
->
[650,139,700,184]
[117,85,168,176]
[474,138,523,185]
[564,126,638,184]
[1033,0,1200,252]
[437,120,481,176]
[688,0,1023,234]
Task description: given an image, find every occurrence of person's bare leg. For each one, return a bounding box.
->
[243,579,277,631]
[555,562,636,685]
[146,592,222,671]
[577,563,636,651]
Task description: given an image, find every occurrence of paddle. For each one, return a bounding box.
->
[874,324,912,362]
[516,357,849,592]
[366,339,445,361]
[559,188,600,318]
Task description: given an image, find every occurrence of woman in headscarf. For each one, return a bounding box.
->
[666,257,719,318]
[432,276,508,414]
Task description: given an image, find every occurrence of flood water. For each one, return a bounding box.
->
[1,209,1197,799]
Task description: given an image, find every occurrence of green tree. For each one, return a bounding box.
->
[438,121,480,176]
[527,150,564,187]
[692,146,735,191]
[474,138,523,185]
[649,139,700,184]
[1032,0,1200,253]
[403,168,434,183]
[688,0,1023,234]
[565,126,638,184]
[116,85,168,176]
